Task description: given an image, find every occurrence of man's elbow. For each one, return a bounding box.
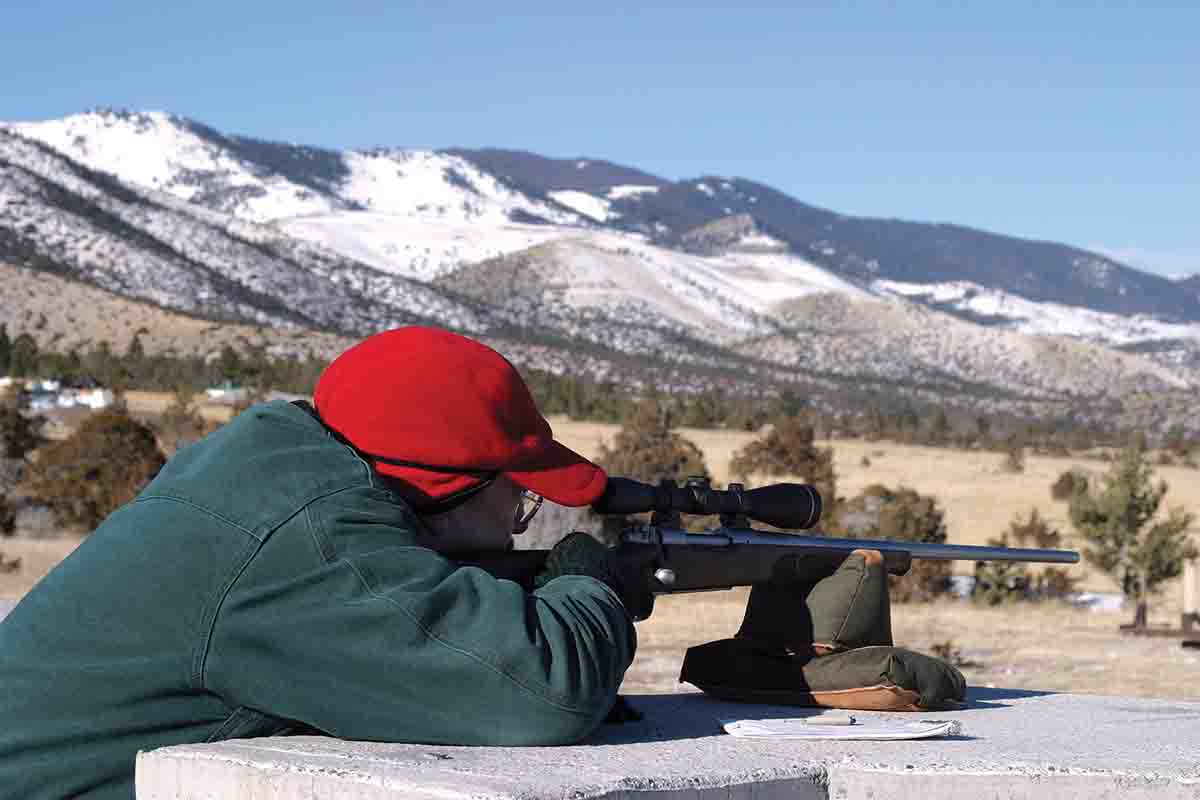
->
[490,693,614,746]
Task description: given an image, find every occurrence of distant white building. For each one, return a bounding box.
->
[205,381,249,404]
[61,388,115,410]
[25,379,61,393]
[7,377,114,411]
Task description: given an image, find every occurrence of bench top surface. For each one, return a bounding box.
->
[137,689,1200,798]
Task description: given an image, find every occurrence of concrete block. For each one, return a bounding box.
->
[137,689,1200,799]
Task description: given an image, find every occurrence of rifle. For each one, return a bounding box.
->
[457,477,1080,613]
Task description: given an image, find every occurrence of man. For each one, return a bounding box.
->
[0,326,644,799]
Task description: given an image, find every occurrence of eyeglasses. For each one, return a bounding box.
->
[513,490,544,535]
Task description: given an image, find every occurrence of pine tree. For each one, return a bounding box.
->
[1069,440,1197,628]
[0,388,44,459]
[9,334,39,378]
[930,409,952,445]
[0,324,11,375]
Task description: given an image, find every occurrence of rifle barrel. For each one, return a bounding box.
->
[643,527,1080,565]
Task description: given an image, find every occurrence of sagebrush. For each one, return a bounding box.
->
[21,409,165,531]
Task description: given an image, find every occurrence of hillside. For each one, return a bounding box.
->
[3,110,1200,434]
[0,261,354,359]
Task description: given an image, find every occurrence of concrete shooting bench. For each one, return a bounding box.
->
[134,690,1200,799]
[3,601,1199,798]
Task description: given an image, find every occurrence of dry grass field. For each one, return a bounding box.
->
[548,416,1200,595]
[551,417,1200,701]
[4,413,1199,700]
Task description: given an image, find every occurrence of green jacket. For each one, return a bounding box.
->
[0,401,636,799]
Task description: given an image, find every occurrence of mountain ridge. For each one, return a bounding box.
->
[3,109,1199,435]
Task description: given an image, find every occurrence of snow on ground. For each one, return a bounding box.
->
[525,231,870,337]
[8,111,337,221]
[547,190,613,222]
[277,214,570,282]
[734,231,788,251]
[606,184,660,200]
[873,279,1200,345]
[340,150,580,226]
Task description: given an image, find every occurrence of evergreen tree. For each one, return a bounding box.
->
[0,388,45,459]
[1069,440,1198,628]
[930,409,952,445]
[9,334,39,378]
[126,329,146,362]
[0,324,11,375]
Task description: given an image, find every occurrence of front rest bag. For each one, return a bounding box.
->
[680,549,966,711]
[680,637,966,711]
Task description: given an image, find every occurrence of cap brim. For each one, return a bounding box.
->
[506,440,608,507]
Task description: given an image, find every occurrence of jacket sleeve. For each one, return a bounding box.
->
[204,486,637,746]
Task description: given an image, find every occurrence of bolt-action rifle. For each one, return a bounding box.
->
[457,476,1079,616]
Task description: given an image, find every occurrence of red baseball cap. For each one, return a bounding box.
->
[313,326,607,509]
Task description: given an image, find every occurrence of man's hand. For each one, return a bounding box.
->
[535,532,655,621]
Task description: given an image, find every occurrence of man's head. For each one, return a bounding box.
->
[314,326,606,550]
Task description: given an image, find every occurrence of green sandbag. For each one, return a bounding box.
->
[680,637,966,710]
[737,549,892,654]
[682,550,966,711]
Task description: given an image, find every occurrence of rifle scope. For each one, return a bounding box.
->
[590,476,821,530]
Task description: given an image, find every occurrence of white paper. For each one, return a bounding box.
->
[721,715,962,741]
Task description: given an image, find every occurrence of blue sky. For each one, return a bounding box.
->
[4,1,1197,276]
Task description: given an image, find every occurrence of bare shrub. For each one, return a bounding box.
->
[595,400,709,486]
[930,639,978,668]
[1050,469,1087,501]
[155,387,210,456]
[1002,445,1026,474]
[972,534,1030,606]
[976,509,1082,604]
[832,484,951,602]
[728,415,836,504]
[21,409,165,532]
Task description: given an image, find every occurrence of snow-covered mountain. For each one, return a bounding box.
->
[6,110,581,226]
[4,109,1200,432]
[0,128,495,334]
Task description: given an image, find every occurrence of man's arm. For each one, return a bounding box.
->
[204,487,636,746]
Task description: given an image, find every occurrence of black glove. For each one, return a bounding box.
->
[534,532,655,621]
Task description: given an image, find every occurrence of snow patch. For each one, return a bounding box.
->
[340,150,580,226]
[736,231,787,251]
[519,231,869,340]
[606,184,660,200]
[547,190,613,222]
[278,214,568,282]
[872,279,1200,345]
[8,111,336,221]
